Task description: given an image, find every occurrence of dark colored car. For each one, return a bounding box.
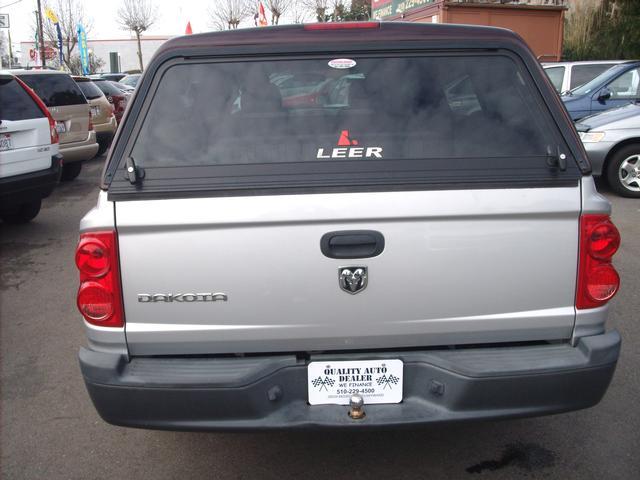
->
[91,78,130,124]
[562,61,640,120]
[100,73,127,82]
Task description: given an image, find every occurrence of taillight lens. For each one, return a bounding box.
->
[75,231,124,327]
[14,75,58,144]
[576,215,621,309]
[88,114,94,131]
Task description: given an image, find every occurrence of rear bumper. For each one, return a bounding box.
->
[79,330,620,431]
[94,116,117,143]
[60,131,99,163]
[0,154,62,209]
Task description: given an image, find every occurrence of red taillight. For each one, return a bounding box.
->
[14,75,58,144]
[88,114,94,131]
[75,231,124,327]
[112,95,125,114]
[304,21,379,30]
[576,215,621,309]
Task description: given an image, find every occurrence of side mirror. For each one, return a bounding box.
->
[598,88,612,102]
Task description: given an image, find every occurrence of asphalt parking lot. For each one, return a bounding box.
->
[1,156,638,479]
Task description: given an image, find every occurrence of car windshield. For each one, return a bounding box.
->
[120,75,139,86]
[131,55,552,169]
[570,64,628,96]
[76,80,104,100]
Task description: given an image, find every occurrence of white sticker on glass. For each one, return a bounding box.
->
[328,58,357,69]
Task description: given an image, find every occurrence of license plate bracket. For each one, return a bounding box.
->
[308,359,403,405]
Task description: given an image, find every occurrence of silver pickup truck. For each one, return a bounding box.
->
[76,22,622,430]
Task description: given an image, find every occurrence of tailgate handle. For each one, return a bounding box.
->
[320,230,385,259]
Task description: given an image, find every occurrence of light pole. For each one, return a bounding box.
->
[36,0,46,67]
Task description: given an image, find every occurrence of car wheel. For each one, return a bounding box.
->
[61,162,82,181]
[1,199,42,224]
[606,145,640,198]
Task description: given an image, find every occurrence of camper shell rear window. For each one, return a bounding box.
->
[107,51,582,198]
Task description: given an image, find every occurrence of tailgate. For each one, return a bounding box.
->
[50,104,91,145]
[117,188,580,355]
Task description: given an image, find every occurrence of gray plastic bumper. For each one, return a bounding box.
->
[79,330,620,431]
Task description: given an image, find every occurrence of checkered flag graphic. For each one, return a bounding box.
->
[311,376,335,391]
[376,374,400,390]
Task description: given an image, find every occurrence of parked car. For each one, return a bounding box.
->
[542,61,623,94]
[119,73,141,88]
[91,78,130,124]
[72,76,118,156]
[576,102,640,197]
[100,73,127,82]
[11,69,98,181]
[77,22,621,431]
[0,73,62,223]
[562,61,640,120]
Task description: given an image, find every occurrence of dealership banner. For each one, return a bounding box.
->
[372,0,435,19]
[77,23,89,75]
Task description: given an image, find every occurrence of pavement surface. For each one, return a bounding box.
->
[1,156,638,479]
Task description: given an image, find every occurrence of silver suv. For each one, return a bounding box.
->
[76,22,622,430]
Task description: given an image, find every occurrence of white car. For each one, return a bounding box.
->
[0,73,62,223]
[542,60,624,94]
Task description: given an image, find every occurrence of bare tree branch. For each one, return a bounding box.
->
[208,0,251,30]
[266,0,291,25]
[301,0,330,22]
[117,0,158,71]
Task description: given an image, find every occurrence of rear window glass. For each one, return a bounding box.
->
[132,55,552,168]
[94,80,124,96]
[0,77,45,121]
[17,73,86,107]
[570,64,615,90]
[76,80,104,100]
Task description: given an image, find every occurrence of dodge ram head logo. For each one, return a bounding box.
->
[339,267,368,294]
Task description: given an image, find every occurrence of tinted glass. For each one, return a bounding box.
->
[570,64,615,90]
[94,80,124,96]
[17,73,86,107]
[0,76,45,121]
[571,64,628,96]
[132,55,551,169]
[607,67,640,99]
[544,66,565,92]
[120,75,140,86]
[76,80,104,100]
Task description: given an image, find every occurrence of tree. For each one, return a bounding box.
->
[209,0,251,30]
[564,0,640,60]
[41,0,92,70]
[67,52,105,75]
[302,0,330,22]
[266,0,291,25]
[117,0,158,72]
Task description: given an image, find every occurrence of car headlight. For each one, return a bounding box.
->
[579,131,606,143]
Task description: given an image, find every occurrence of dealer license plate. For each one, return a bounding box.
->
[91,106,100,117]
[0,134,13,151]
[308,359,403,405]
[55,122,66,133]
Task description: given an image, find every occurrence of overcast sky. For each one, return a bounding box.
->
[2,0,306,51]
